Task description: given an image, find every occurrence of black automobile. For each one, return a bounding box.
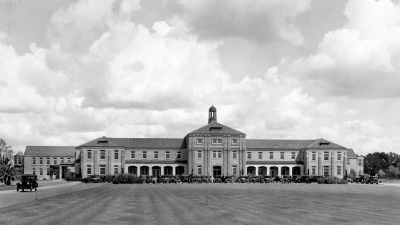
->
[16,174,38,192]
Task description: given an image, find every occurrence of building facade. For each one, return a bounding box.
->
[24,106,364,179]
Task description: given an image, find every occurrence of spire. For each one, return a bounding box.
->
[208,105,217,124]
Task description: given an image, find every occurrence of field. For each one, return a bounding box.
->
[0,183,399,225]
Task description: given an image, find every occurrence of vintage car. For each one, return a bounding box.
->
[16,174,38,192]
[82,175,102,183]
[366,176,379,184]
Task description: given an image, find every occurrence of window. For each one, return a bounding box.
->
[280,152,284,160]
[87,150,92,160]
[99,165,106,175]
[61,158,64,163]
[212,139,222,144]
[291,152,295,160]
[324,152,329,160]
[311,166,316,175]
[312,152,316,160]
[232,165,237,175]
[143,151,147,159]
[177,152,182,159]
[196,138,203,145]
[39,168,43,175]
[114,150,118,160]
[247,152,251,159]
[232,151,237,159]
[39,158,43,165]
[114,165,118,174]
[213,151,222,158]
[197,166,202,175]
[100,150,106,160]
[47,158,50,164]
[347,158,350,165]
[337,152,342,161]
[337,166,341,176]
[53,158,57,164]
[359,159,362,166]
[166,151,170,159]
[197,151,202,158]
[258,152,262,159]
[131,151,135,159]
[270,152,273,159]
[33,158,36,165]
[67,158,71,162]
[32,168,36,175]
[323,166,329,176]
[18,157,22,164]
[46,167,50,175]
[231,139,238,145]
[154,151,159,159]
[87,165,92,175]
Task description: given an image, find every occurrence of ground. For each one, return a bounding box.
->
[1,182,399,225]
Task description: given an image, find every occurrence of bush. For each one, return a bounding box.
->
[337,179,348,184]
[317,178,326,184]
[328,179,337,184]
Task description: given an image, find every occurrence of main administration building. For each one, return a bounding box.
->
[15,106,364,179]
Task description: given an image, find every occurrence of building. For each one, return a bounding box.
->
[23,106,364,179]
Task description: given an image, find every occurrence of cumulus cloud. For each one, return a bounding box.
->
[286,0,400,98]
[178,0,311,45]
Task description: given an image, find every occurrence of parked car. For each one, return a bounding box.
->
[82,175,102,183]
[16,174,38,192]
[366,176,379,184]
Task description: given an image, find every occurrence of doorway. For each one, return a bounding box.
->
[213,166,221,177]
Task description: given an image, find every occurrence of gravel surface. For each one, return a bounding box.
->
[0,183,399,225]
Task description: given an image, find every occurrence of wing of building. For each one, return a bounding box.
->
[20,106,364,180]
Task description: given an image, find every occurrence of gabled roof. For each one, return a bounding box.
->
[188,121,245,135]
[77,136,123,148]
[306,138,347,149]
[347,149,357,158]
[110,138,186,149]
[24,146,76,157]
[246,139,316,149]
[77,137,187,149]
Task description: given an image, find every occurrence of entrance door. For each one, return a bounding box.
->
[152,168,160,177]
[213,166,221,177]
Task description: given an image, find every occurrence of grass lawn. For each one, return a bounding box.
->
[1,183,399,225]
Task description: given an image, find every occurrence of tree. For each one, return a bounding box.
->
[364,152,390,175]
[387,165,400,178]
[0,138,15,185]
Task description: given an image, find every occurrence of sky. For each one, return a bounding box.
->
[0,0,399,156]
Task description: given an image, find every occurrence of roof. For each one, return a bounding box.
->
[24,146,76,157]
[188,121,245,135]
[246,138,348,150]
[246,139,316,149]
[78,137,187,149]
[347,149,357,158]
[306,138,347,149]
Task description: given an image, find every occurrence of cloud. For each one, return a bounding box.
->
[285,0,400,98]
[320,119,399,155]
[178,0,311,45]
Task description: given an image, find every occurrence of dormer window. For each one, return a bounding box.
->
[319,142,330,146]
[98,140,108,144]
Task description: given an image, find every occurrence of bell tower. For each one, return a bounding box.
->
[208,105,217,124]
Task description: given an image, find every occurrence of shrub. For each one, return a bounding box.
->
[317,178,326,184]
[337,179,348,184]
[328,179,337,184]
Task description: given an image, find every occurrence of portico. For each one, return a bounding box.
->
[246,164,303,176]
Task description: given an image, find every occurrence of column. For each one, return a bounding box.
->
[149,166,153,176]
[161,166,164,175]
[255,166,259,176]
[266,167,269,176]
[289,166,292,176]
[59,165,62,179]
[138,166,141,176]
[172,166,176,176]
[277,166,281,176]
